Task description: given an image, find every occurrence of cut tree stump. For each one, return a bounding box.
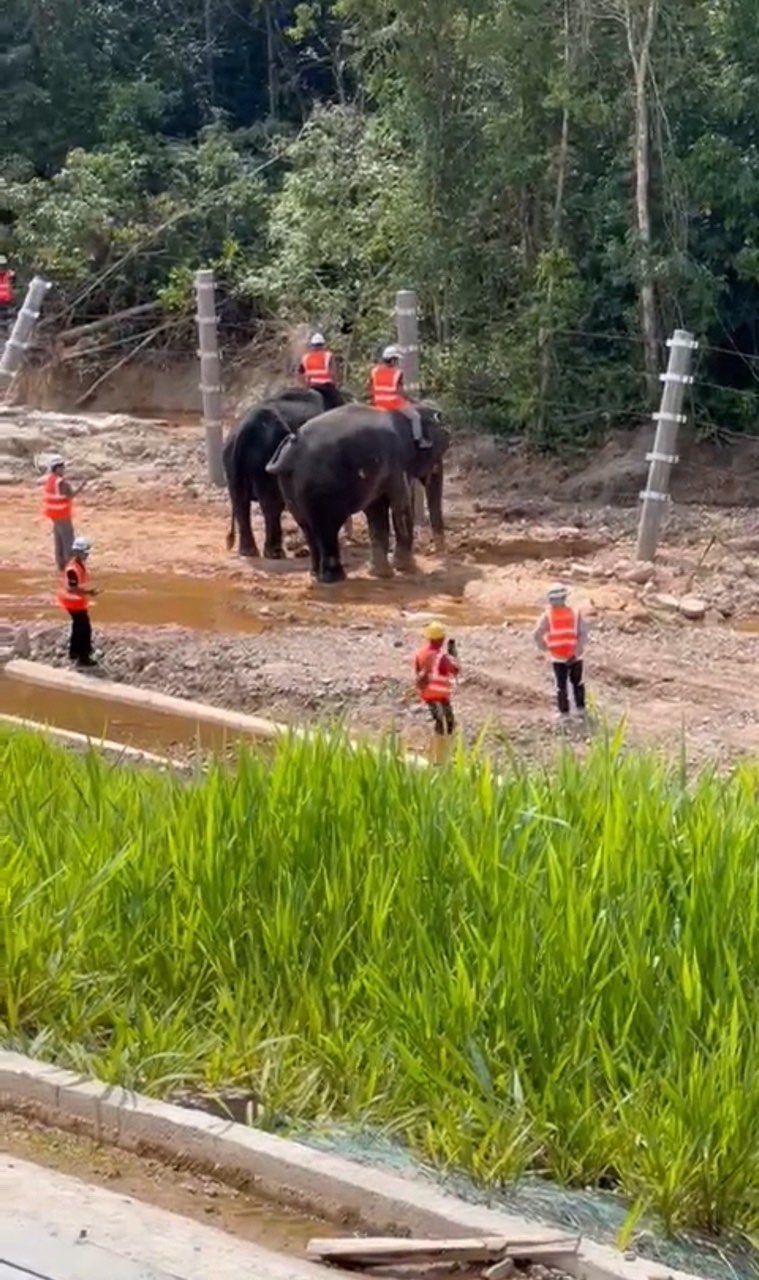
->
[306,1234,581,1269]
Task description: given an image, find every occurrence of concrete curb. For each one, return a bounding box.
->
[3,660,430,770]
[0,1051,701,1280]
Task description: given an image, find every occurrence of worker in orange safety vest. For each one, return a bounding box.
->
[414,620,460,764]
[42,455,87,569]
[533,583,589,722]
[57,536,100,669]
[370,345,431,448]
[298,333,341,409]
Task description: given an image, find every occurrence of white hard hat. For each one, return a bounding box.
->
[309,332,326,346]
[547,582,569,603]
[382,344,401,361]
[72,536,91,554]
[48,454,65,471]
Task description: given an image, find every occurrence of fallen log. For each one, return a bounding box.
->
[56,302,161,343]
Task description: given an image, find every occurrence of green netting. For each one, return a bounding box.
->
[290,1124,757,1280]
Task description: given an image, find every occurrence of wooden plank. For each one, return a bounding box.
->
[306,1235,579,1267]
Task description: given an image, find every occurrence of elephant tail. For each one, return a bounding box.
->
[225,506,236,551]
[266,433,297,476]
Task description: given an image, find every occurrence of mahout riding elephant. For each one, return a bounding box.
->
[224,385,345,558]
[265,402,450,583]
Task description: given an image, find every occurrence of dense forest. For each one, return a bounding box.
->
[2,0,759,439]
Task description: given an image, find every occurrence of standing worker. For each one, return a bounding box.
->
[42,455,86,570]
[533,583,589,723]
[414,620,460,764]
[370,345,431,448]
[0,255,15,337]
[57,536,99,669]
[298,333,341,409]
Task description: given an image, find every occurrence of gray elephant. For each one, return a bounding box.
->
[266,402,449,583]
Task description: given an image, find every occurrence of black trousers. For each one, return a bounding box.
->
[67,609,93,664]
[427,700,455,736]
[553,660,585,715]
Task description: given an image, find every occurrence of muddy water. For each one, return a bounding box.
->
[0,1112,340,1255]
[0,672,266,758]
[0,568,269,632]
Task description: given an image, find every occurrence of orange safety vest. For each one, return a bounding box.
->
[42,472,73,522]
[302,349,335,387]
[415,643,453,703]
[545,605,579,662]
[371,364,407,411]
[0,271,13,305]
[57,559,89,613]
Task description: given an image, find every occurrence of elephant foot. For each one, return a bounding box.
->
[238,545,259,559]
[318,563,346,585]
[431,535,446,556]
[369,558,393,579]
[263,544,286,560]
[393,552,417,574]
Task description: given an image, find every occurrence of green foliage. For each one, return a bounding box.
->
[3,728,759,1238]
[3,0,759,437]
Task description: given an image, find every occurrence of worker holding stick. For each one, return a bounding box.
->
[57,535,100,670]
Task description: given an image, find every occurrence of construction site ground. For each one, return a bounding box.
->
[3,399,759,767]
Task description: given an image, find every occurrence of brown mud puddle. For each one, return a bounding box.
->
[0,673,268,758]
[0,568,270,632]
[0,562,506,632]
[0,1111,337,1254]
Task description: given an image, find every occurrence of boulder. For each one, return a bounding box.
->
[622,561,656,585]
[649,593,681,613]
[679,595,707,621]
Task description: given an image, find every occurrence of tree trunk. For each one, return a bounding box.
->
[627,0,660,398]
[536,0,573,440]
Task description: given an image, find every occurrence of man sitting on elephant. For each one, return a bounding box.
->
[297,332,341,410]
[370,345,432,449]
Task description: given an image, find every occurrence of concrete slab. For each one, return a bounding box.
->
[0,1156,346,1280]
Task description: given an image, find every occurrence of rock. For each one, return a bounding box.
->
[570,562,594,580]
[650,593,680,612]
[0,645,13,666]
[13,627,31,658]
[622,562,655,584]
[679,595,707,621]
[0,471,15,485]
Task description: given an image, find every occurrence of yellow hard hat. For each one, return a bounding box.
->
[424,620,446,641]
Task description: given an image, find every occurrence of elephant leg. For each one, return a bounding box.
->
[389,476,416,572]
[316,518,346,584]
[299,519,321,578]
[424,464,446,552]
[236,487,259,558]
[258,476,286,559]
[364,497,393,578]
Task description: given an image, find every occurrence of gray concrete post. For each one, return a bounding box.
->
[0,276,52,396]
[635,328,697,562]
[395,288,425,527]
[194,269,225,487]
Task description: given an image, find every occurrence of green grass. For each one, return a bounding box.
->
[2,727,758,1240]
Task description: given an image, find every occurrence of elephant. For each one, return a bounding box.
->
[265,402,450,583]
[223,385,346,558]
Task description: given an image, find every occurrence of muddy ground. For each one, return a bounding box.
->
[2,398,759,767]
